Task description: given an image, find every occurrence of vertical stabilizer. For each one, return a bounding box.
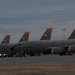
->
[40,28,52,40]
[19,32,30,42]
[68,29,75,39]
[1,35,11,44]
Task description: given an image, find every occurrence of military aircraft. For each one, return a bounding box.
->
[0,35,11,57]
[0,32,30,57]
[11,29,75,56]
[0,28,53,57]
[13,28,53,56]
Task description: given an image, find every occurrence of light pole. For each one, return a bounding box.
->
[61,28,66,40]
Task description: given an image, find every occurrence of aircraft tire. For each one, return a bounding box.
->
[69,52,73,56]
[59,53,63,56]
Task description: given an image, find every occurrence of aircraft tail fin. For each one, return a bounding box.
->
[19,32,30,42]
[40,28,52,40]
[68,29,75,39]
[1,35,11,44]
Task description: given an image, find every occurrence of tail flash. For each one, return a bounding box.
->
[19,32,30,42]
[68,29,75,39]
[40,28,52,40]
[1,35,11,44]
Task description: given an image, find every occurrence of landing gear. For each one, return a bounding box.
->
[34,53,41,56]
[64,51,73,56]
[64,51,69,56]
[14,52,28,57]
[59,51,73,56]
[59,53,63,56]
[69,51,73,55]
[30,53,41,56]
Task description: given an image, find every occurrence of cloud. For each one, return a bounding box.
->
[0,0,75,43]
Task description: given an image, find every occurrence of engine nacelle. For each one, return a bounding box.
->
[43,48,52,54]
[68,45,75,53]
[51,47,65,54]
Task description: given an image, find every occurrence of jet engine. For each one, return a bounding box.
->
[68,45,75,53]
[51,47,65,54]
[51,46,74,56]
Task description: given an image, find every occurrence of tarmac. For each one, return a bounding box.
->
[0,54,75,65]
[0,55,75,75]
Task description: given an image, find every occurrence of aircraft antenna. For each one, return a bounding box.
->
[61,28,66,40]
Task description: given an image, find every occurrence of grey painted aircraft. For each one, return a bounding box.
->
[11,29,75,56]
[0,28,53,57]
[12,28,53,56]
[0,32,30,57]
[0,35,11,57]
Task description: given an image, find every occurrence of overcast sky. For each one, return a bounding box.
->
[0,0,75,43]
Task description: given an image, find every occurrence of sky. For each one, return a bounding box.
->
[0,0,75,43]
